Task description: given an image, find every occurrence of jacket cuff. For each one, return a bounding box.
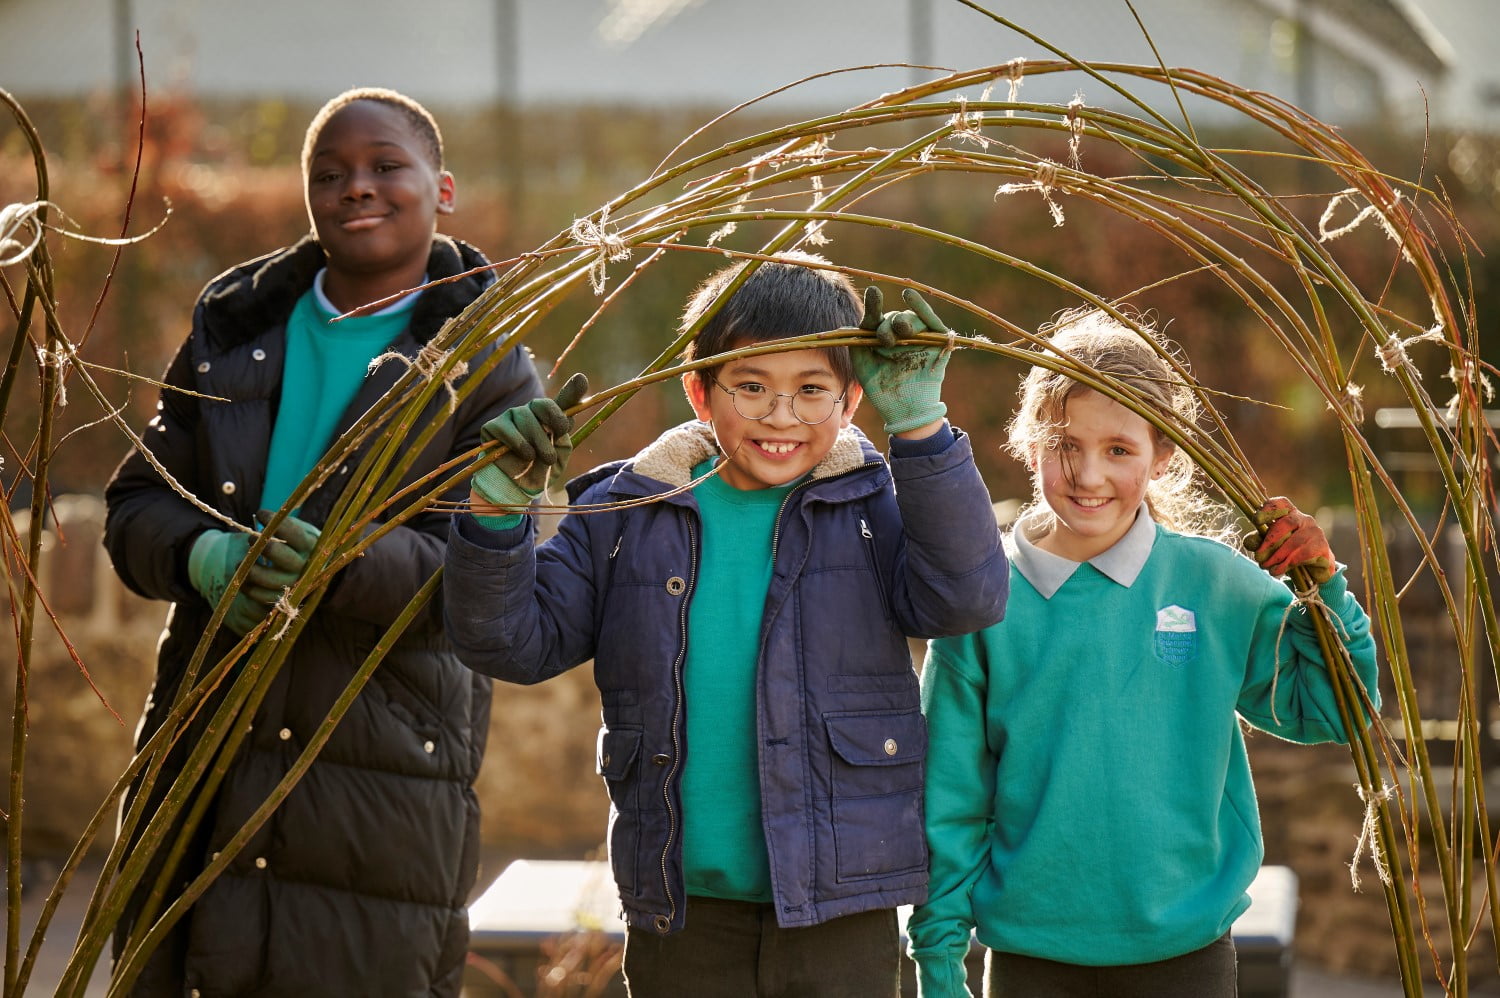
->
[889,424,976,483]
[454,509,532,550]
[888,420,956,460]
[1315,564,1351,600]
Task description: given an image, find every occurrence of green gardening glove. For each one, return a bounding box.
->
[188,516,322,636]
[219,591,272,637]
[254,510,322,590]
[472,373,590,513]
[188,530,273,636]
[852,286,952,435]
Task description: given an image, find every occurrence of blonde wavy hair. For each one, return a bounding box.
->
[1006,307,1230,538]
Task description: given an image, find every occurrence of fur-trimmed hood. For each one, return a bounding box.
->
[627,420,875,490]
[195,232,493,350]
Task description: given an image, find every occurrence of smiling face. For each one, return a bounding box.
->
[1029,388,1173,561]
[304,99,455,311]
[684,347,862,491]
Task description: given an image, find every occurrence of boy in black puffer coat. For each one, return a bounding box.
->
[103,87,543,996]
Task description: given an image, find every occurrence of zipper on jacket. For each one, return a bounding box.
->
[769,479,814,561]
[737,459,886,921]
[658,517,695,930]
[609,534,622,559]
[858,512,894,618]
[768,458,883,561]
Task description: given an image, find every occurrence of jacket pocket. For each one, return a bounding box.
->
[597,725,643,895]
[824,710,927,882]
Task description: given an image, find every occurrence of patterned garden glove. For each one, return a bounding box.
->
[472,373,590,511]
[852,286,952,435]
[1244,497,1335,585]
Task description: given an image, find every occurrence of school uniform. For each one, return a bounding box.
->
[909,506,1379,998]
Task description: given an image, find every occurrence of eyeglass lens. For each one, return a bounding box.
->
[731,388,839,425]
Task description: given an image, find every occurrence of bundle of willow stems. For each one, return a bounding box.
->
[3,6,1492,996]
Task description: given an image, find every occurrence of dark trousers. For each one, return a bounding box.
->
[622,896,899,998]
[985,932,1237,998]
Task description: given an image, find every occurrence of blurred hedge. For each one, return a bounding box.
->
[4,95,1496,509]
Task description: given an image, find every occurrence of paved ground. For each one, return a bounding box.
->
[1291,964,1405,997]
[18,859,106,996]
[10,860,1441,997]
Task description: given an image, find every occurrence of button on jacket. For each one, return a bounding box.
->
[445,420,1008,935]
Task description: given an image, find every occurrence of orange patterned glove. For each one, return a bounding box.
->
[1245,497,1335,585]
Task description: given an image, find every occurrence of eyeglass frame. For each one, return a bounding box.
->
[709,376,848,426]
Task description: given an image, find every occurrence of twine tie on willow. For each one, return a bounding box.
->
[272,591,300,640]
[1350,782,1396,890]
[1003,57,1025,112]
[1066,93,1086,168]
[1318,188,1413,263]
[369,341,470,412]
[949,95,991,150]
[571,207,632,294]
[996,159,1065,226]
[34,341,76,407]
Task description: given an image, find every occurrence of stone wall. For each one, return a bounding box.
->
[1248,735,1498,989]
[2,495,163,856]
[3,495,606,864]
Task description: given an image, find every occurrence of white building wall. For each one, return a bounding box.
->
[0,0,1483,129]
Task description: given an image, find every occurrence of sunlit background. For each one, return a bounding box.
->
[2,2,1497,994]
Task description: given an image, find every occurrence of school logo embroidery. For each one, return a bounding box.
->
[1155,604,1197,665]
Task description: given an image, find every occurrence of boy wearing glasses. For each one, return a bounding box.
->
[443,253,1007,997]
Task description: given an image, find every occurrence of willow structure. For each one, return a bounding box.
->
[2,7,1493,996]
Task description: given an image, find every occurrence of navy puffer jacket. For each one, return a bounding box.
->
[445,420,1007,935]
[104,234,544,996]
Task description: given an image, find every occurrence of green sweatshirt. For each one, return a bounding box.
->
[679,460,796,900]
[908,507,1379,997]
[261,272,419,513]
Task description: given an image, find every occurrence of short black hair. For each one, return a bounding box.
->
[680,252,861,389]
[301,86,445,176]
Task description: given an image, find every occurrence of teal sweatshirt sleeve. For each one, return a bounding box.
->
[908,634,992,998]
[1237,565,1380,743]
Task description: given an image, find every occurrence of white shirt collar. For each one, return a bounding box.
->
[312,268,426,318]
[1009,503,1158,599]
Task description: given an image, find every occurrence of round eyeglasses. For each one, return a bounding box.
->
[711,379,846,425]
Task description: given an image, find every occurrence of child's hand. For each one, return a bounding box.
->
[1245,497,1335,584]
[253,510,321,591]
[472,373,589,512]
[852,286,952,436]
[190,525,301,603]
[258,510,320,557]
[188,520,317,635]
